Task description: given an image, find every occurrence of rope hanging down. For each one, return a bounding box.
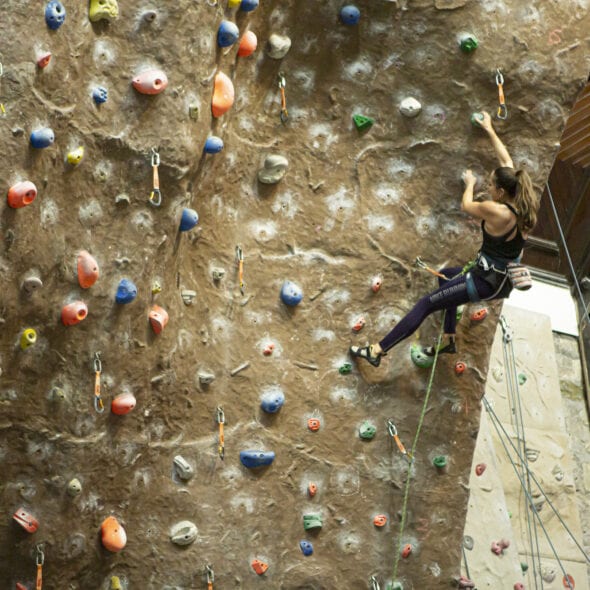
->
[391,324,445,583]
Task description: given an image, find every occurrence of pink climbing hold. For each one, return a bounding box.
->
[371,275,382,293]
[77,250,99,289]
[475,463,486,476]
[238,30,257,57]
[132,69,168,95]
[458,576,476,589]
[263,343,275,356]
[514,584,525,590]
[211,71,234,118]
[491,539,509,555]
[7,181,37,209]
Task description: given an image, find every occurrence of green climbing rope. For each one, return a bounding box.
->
[391,323,445,583]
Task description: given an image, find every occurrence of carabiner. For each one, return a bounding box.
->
[93,352,102,373]
[497,103,508,120]
[415,256,427,270]
[278,72,288,123]
[216,406,225,424]
[94,352,105,414]
[387,419,397,437]
[149,148,162,206]
[495,69,508,120]
[495,69,504,87]
[206,564,215,583]
[149,189,162,207]
[35,544,45,567]
[369,575,380,590]
[151,147,160,167]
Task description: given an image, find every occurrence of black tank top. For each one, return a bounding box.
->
[480,204,526,261]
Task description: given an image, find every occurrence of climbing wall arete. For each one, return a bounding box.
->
[1,0,589,588]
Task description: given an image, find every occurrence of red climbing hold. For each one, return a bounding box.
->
[401,543,412,558]
[373,514,387,527]
[455,361,466,375]
[238,30,257,57]
[307,418,321,432]
[371,275,382,293]
[251,559,268,575]
[263,343,275,356]
[7,181,37,209]
[16,583,27,590]
[111,392,137,415]
[470,307,488,322]
[13,507,39,533]
[61,301,88,326]
[37,52,52,68]
[563,574,575,588]
[352,316,365,332]
[308,482,318,497]
[475,463,486,476]
[513,584,525,590]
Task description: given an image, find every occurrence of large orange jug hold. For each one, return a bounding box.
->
[212,72,234,118]
[111,392,136,415]
[238,31,257,57]
[149,305,169,334]
[132,69,168,95]
[101,516,127,552]
[77,250,99,289]
[7,181,37,209]
[61,301,88,326]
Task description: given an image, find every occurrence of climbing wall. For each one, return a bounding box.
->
[1,1,589,588]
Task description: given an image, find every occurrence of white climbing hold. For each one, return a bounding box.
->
[258,154,289,184]
[399,97,422,118]
[170,520,198,546]
[267,34,291,59]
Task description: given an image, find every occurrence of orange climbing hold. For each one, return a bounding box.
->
[37,52,52,68]
[307,418,321,432]
[470,307,488,322]
[455,361,466,375]
[8,181,37,209]
[563,574,575,588]
[212,71,234,118]
[373,514,387,527]
[251,559,268,575]
[77,250,99,289]
[13,507,39,533]
[149,305,169,334]
[61,301,88,326]
[401,543,412,558]
[111,392,137,415]
[352,316,365,332]
[101,516,127,552]
[238,31,257,57]
[307,482,318,497]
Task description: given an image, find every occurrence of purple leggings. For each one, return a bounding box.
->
[378,266,496,353]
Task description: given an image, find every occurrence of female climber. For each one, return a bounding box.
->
[350,111,540,367]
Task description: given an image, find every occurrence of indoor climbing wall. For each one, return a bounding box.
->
[1,1,589,588]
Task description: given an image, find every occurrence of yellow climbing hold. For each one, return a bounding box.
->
[110,576,122,590]
[228,0,241,6]
[89,0,119,22]
[67,146,84,166]
[20,328,37,350]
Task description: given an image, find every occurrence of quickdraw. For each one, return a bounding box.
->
[415,256,447,280]
[235,245,244,295]
[0,62,5,116]
[36,544,44,590]
[387,419,412,463]
[369,575,380,590]
[495,69,508,120]
[216,407,225,460]
[149,147,162,206]
[93,352,104,413]
[206,564,214,590]
[278,72,288,123]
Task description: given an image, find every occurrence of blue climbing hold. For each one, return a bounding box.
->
[45,1,66,30]
[30,128,55,149]
[240,0,259,12]
[179,208,199,232]
[115,279,138,304]
[299,540,314,556]
[280,281,303,306]
[260,389,285,413]
[204,136,224,154]
[240,450,275,468]
[340,5,360,25]
[217,20,239,47]
[92,87,108,104]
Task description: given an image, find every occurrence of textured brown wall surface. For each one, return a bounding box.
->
[1,1,588,588]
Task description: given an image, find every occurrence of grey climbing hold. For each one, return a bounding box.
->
[211,267,225,281]
[50,386,66,401]
[198,371,216,386]
[21,273,43,295]
[173,455,194,481]
[170,520,198,546]
[181,290,197,305]
[67,478,82,497]
[115,193,130,205]
[267,34,291,59]
[463,535,474,550]
[399,97,422,118]
[258,154,289,184]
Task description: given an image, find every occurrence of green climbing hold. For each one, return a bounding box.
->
[459,34,478,53]
[359,420,377,440]
[353,114,374,131]
[410,344,434,368]
[386,582,403,590]
[456,305,464,321]
[470,112,484,126]
[521,562,529,573]
[303,514,322,531]
[518,373,527,385]
[433,455,447,469]
[339,363,353,375]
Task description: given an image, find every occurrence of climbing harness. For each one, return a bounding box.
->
[35,544,44,590]
[495,69,508,120]
[93,352,104,413]
[149,148,162,206]
[392,324,444,583]
[387,419,412,463]
[216,406,225,460]
[206,564,214,589]
[235,245,244,295]
[277,72,288,123]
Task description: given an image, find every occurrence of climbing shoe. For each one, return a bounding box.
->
[349,344,382,367]
[422,340,456,357]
